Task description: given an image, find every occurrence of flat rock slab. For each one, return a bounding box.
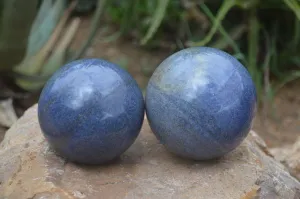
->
[0,105,300,199]
[271,137,300,182]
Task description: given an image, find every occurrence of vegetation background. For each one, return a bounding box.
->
[0,0,299,147]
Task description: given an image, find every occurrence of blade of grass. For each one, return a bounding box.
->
[119,0,136,34]
[267,32,279,119]
[182,12,193,39]
[211,25,246,51]
[140,0,170,45]
[188,0,236,46]
[101,31,122,43]
[200,3,247,64]
[261,28,272,117]
[283,0,300,20]
[248,8,261,101]
[274,71,300,93]
[176,38,185,49]
[292,16,300,49]
[71,0,107,61]
[248,9,259,77]
[269,22,283,79]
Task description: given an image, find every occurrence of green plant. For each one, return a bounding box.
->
[1,0,104,92]
[105,0,300,106]
[0,0,38,72]
[13,0,69,90]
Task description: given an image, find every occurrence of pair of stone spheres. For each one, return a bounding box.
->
[2,47,300,199]
[38,47,257,164]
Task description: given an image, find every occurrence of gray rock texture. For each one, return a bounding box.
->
[0,104,300,199]
[271,137,300,182]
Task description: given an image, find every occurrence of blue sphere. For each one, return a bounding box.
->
[145,47,257,160]
[38,58,144,164]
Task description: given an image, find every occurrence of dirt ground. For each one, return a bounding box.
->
[1,17,298,148]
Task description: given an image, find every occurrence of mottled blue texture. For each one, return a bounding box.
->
[38,58,144,164]
[145,47,257,160]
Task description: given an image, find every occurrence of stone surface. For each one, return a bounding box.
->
[0,126,6,143]
[1,105,300,199]
[38,58,144,164]
[271,137,300,181]
[145,47,257,160]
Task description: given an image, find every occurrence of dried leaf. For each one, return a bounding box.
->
[0,98,18,128]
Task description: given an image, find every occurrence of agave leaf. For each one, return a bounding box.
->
[25,18,81,91]
[0,0,38,71]
[29,0,53,36]
[14,1,76,90]
[25,0,66,58]
[140,0,170,45]
[43,18,81,75]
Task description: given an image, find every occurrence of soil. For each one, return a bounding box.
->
[253,82,300,147]
[1,17,299,148]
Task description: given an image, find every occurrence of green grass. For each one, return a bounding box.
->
[105,0,300,105]
[1,0,299,106]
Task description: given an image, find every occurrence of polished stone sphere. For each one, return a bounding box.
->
[38,58,144,164]
[145,47,257,160]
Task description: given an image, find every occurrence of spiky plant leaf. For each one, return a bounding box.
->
[0,0,38,71]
